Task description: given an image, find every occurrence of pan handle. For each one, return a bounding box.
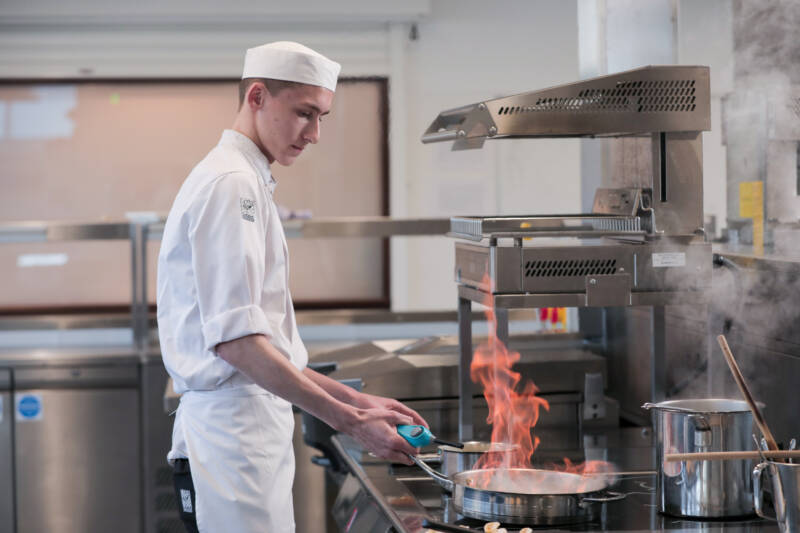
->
[407,453,454,493]
[580,490,627,505]
[421,519,481,532]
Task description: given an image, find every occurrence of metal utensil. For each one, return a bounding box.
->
[754,434,769,462]
[717,335,782,458]
[408,454,625,525]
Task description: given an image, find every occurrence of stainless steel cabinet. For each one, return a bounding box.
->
[13,364,140,533]
[0,369,13,533]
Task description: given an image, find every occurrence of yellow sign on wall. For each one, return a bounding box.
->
[739,181,764,254]
[739,181,764,218]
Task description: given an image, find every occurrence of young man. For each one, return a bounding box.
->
[157,41,427,533]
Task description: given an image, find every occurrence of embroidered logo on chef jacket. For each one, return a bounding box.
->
[240,197,255,222]
[180,488,193,513]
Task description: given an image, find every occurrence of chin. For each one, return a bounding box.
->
[278,156,298,166]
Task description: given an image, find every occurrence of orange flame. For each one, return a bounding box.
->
[470,273,616,489]
[471,273,549,471]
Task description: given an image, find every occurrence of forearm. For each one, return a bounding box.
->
[216,334,355,431]
[217,333,420,464]
[302,367,361,405]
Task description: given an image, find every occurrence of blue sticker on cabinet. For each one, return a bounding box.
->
[16,394,43,421]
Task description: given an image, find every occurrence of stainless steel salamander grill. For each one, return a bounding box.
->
[422,65,714,440]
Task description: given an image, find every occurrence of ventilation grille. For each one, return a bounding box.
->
[792,97,800,119]
[498,79,697,115]
[591,217,642,232]
[525,259,617,278]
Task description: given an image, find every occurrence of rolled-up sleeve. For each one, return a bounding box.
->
[187,172,272,353]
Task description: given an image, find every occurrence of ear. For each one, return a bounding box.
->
[247,82,267,109]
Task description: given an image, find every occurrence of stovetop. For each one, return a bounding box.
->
[330,428,780,533]
[410,474,770,532]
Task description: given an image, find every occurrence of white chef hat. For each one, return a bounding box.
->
[242,41,341,93]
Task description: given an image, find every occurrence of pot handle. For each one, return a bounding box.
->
[407,453,454,493]
[688,414,712,448]
[752,462,776,521]
[580,490,627,504]
[752,462,773,521]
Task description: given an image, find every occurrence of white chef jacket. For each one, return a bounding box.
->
[157,129,308,393]
[156,129,308,532]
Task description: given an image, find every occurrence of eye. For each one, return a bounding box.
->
[298,110,312,119]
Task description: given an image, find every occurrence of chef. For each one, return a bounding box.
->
[156,41,427,533]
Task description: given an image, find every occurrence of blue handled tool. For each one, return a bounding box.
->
[397,425,464,449]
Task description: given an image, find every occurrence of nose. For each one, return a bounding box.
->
[303,118,321,144]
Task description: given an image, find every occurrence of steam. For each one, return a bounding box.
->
[732,0,800,85]
[653,1,800,422]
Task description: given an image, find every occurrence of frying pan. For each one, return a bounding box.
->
[409,454,624,525]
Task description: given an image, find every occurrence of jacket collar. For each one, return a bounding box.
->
[220,129,277,193]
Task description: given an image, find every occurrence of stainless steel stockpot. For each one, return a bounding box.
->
[643,399,757,518]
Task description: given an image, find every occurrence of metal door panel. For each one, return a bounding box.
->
[14,365,138,389]
[14,387,140,533]
[141,361,178,533]
[0,369,13,533]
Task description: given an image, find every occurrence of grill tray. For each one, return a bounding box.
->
[450,214,643,241]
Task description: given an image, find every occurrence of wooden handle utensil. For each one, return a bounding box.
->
[666,450,800,462]
[717,335,782,458]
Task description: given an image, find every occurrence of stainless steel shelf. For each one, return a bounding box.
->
[0,308,549,332]
[0,216,451,244]
[0,217,453,352]
[283,217,450,238]
[0,220,132,243]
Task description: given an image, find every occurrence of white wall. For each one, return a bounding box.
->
[393,0,582,310]
[0,0,584,311]
[0,1,429,77]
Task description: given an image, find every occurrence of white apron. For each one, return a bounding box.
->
[171,384,296,532]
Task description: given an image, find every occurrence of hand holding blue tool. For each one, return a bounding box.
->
[397,424,464,449]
